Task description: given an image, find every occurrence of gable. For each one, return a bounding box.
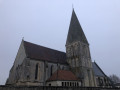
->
[13,40,27,68]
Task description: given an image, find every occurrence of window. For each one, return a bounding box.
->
[27,75,30,80]
[98,77,103,86]
[62,82,64,86]
[67,82,69,86]
[49,84,51,86]
[72,82,74,86]
[87,69,91,86]
[100,78,103,86]
[35,64,39,80]
[77,82,79,86]
[75,82,76,86]
[104,78,107,86]
[51,65,53,76]
[70,82,72,86]
[65,82,66,86]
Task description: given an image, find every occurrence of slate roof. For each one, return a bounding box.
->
[23,41,67,64]
[47,70,79,81]
[92,62,106,77]
[66,9,89,45]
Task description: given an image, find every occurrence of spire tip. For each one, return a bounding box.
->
[22,37,24,41]
[72,4,74,10]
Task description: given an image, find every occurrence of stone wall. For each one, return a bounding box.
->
[0,86,120,90]
[6,40,27,85]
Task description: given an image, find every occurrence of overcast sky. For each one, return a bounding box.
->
[0,0,120,85]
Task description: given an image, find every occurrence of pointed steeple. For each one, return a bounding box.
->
[66,9,89,45]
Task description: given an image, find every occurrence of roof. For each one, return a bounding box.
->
[47,70,79,81]
[92,62,106,77]
[23,41,67,64]
[66,9,89,45]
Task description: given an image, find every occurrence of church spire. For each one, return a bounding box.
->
[66,9,89,45]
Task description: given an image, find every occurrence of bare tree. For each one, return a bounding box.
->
[109,74,120,84]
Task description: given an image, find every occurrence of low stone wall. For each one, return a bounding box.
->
[0,85,120,90]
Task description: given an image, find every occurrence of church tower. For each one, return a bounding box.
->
[66,9,96,87]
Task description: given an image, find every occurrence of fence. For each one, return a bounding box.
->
[0,85,120,90]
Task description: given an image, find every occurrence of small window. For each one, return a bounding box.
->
[45,62,48,68]
[51,65,53,76]
[65,82,66,86]
[70,82,72,86]
[75,82,76,86]
[27,75,30,80]
[62,82,64,86]
[104,78,107,86]
[49,84,51,86]
[67,82,69,86]
[35,64,39,80]
[77,82,79,86]
[72,82,74,86]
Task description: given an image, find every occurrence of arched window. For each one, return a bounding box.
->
[51,65,53,76]
[104,78,107,86]
[87,69,91,86]
[35,64,39,80]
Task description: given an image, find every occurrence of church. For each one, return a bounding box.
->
[6,9,112,87]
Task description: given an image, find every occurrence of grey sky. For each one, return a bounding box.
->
[0,0,120,85]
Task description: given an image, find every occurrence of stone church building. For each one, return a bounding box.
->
[6,10,112,87]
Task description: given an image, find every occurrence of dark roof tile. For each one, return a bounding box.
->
[92,62,106,77]
[24,41,67,64]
